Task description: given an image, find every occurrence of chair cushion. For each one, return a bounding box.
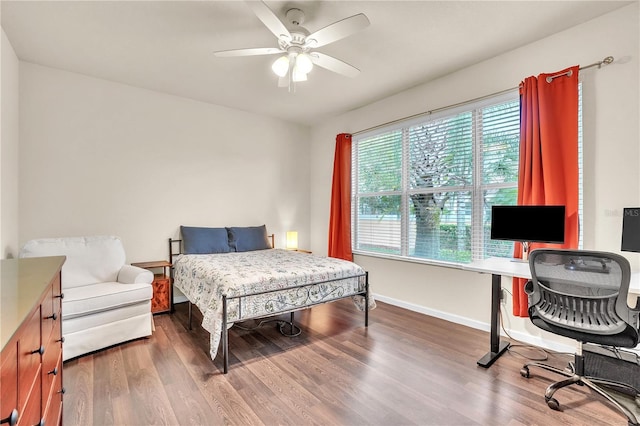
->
[62,281,152,319]
[20,236,126,288]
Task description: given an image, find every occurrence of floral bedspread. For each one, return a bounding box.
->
[172,249,374,361]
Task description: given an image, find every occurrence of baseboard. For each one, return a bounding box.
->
[372,293,491,332]
[372,293,575,354]
[173,294,188,304]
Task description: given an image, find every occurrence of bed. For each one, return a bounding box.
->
[169,225,373,373]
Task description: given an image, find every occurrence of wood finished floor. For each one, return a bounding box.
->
[63,300,630,425]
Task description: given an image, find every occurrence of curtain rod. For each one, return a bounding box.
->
[352,56,614,137]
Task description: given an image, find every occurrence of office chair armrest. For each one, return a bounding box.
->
[524,280,534,295]
[524,280,542,307]
[633,296,640,311]
[624,296,640,331]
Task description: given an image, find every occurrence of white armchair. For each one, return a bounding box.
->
[19,236,154,360]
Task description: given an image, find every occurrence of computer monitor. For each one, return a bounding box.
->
[621,207,640,253]
[490,205,566,245]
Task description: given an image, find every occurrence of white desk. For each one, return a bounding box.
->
[465,257,531,280]
[464,257,639,368]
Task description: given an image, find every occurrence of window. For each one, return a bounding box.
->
[353,89,583,264]
[352,93,521,263]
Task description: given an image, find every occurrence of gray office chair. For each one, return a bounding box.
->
[520,249,640,426]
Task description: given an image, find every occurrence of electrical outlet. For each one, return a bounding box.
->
[500,288,507,305]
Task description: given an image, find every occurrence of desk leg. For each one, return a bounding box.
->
[477,273,510,368]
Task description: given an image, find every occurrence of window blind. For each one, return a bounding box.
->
[353,92,523,263]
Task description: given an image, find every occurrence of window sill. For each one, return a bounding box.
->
[352,250,470,271]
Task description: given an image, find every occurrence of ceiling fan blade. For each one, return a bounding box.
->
[214,47,283,57]
[246,1,291,41]
[310,52,361,78]
[305,14,370,48]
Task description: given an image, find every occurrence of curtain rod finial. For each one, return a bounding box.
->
[601,56,614,67]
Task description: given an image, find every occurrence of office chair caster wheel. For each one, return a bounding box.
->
[545,397,560,410]
[520,366,530,378]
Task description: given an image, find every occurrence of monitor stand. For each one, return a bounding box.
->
[509,241,530,263]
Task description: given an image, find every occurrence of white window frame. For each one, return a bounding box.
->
[352,91,521,264]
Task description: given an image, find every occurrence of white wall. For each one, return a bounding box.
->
[1,28,20,259]
[309,3,640,351]
[18,63,311,263]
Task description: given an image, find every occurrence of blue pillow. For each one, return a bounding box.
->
[227,225,271,252]
[181,226,230,254]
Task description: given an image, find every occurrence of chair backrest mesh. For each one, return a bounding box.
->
[529,250,627,335]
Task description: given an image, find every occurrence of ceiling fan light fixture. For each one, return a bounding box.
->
[271,55,289,77]
[295,53,314,74]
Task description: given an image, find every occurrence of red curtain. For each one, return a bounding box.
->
[328,133,353,261]
[512,66,580,317]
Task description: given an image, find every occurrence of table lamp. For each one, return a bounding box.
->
[286,231,298,250]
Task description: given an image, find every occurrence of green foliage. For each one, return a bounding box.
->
[357,131,402,194]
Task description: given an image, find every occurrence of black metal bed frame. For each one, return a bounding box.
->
[168,237,369,374]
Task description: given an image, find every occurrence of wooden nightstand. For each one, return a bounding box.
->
[131,260,172,314]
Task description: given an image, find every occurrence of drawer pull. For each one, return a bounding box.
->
[31,346,44,355]
[56,336,65,344]
[54,293,64,299]
[44,312,57,321]
[48,367,58,376]
[0,409,18,425]
[57,387,66,395]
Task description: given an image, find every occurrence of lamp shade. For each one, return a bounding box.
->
[296,53,314,74]
[271,55,290,77]
[286,231,298,250]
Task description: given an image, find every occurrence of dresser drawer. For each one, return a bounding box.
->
[41,285,55,344]
[42,274,63,343]
[42,356,63,426]
[42,335,62,401]
[18,372,41,426]
[18,308,42,411]
[1,340,18,425]
[51,273,63,319]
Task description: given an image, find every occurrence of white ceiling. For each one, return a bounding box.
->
[1,1,632,126]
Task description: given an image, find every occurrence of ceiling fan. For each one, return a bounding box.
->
[214,1,370,89]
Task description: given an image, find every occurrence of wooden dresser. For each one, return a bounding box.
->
[1,256,66,426]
